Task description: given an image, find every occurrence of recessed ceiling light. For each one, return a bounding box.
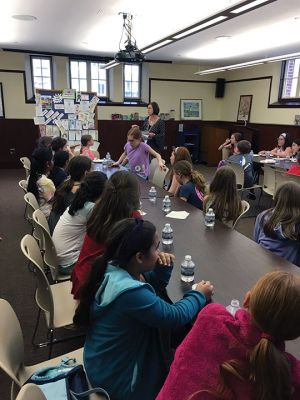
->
[81,41,89,45]
[12,14,37,21]
[215,35,231,41]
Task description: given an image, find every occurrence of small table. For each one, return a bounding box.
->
[253,155,296,171]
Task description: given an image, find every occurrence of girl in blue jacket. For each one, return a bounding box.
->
[74,218,214,400]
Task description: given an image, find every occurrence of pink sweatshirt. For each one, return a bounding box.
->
[157,303,300,400]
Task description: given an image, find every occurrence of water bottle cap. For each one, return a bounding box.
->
[231,299,240,307]
[165,223,171,228]
[184,255,192,261]
[208,208,213,212]
[151,186,155,190]
[165,195,169,199]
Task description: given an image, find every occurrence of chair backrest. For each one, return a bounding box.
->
[225,160,244,188]
[232,200,250,229]
[20,157,31,179]
[32,209,50,252]
[24,193,39,222]
[262,165,276,197]
[32,210,59,281]
[16,384,46,400]
[151,166,169,188]
[0,299,25,387]
[274,170,286,192]
[149,158,158,182]
[18,180,28,194]
[91,149,100,159]
[20,234,54,327]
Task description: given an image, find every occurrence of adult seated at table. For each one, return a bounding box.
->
[254,182,300,267]
[167,146,192,196]
[287,151,300,176]
[218,131,243,160]
[258,132,292,158]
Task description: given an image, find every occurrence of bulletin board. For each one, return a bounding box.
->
[34,88,99,146]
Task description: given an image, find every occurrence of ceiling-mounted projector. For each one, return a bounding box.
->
[114,13,145,64]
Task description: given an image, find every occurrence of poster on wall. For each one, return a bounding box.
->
[0,83,5,118]
[180,99,202,120]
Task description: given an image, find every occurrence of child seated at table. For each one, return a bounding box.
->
[27,147,55,218]
[80,134,95,161]
[259,132,293,158]
[173,160,206,210]
[292,138,300,158]
[254,182,300,266]
[287,151,300,176]
[52,171,107,274]
[51,136,74,157]
[167,146,193,196]
[203,167,242,228]
[113,126,165,179]
[49,150,69,188]
[157,270,300,400]
[71,170,141,299]
[228,140,254,188]
[74,218,214,400]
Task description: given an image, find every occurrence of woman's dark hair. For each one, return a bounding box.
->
[74,218,156,326]
[37,136,53,148]
[53,150,69,168]
[87,170,140,243]
[69,172,107,216]
[80,134,93,153]
[230,131,243,142]
[27,147,53,199]
[278,133,292,150]
[51,155,92,214]
[262,182,300,241]
[292,138,300,146]
[149,101,160,115]
[51,137,67,152]
[206,166,242,223]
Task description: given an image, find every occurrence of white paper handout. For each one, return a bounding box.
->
[34,116,45,125]
[64,100,75,114]
[166,211,190,220]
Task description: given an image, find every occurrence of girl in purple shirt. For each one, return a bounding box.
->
[113,126,165,179]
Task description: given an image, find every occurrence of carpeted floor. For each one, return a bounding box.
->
[0,167,271,399]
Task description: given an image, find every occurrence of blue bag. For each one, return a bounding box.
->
[26,357,110,400]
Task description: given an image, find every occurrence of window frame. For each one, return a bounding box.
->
[69,59,109,100]
[123,64,142,101]
[279,59,300,102]
[30,55,53,94]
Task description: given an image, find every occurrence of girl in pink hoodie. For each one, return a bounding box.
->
[157,270,300,400]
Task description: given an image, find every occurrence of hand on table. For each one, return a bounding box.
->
[194,280,214,300]
[111,162,120,168]
[157,252,175,266]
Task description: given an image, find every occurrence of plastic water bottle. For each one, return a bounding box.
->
[162,195,171,213]
[205,208,215,227]
[180,255,195,282]
[105,152,112,167]
[162,223,173,245]
[148,186,157,204]
[226,299,240,316]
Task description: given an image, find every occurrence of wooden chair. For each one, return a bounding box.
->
[20,157,31,179]
[32,209,70,282]
[20,234,80,358]
[151,166,169,189]
[232,200,250,229]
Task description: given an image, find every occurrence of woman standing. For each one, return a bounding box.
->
[141,102,165,154]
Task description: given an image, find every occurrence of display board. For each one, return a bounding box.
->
[34,89,98,146]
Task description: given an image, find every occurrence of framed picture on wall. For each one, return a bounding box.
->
[0,83,5,118]
[180,99,202,120]
[237,95,252,123]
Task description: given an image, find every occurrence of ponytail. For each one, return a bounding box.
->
[27,147,52,200]
[51,178,74,213]
[191,170,206,194]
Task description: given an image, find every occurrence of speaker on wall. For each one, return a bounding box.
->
[215,78,226,98]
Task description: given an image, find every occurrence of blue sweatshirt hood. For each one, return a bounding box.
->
[94,263,154,308]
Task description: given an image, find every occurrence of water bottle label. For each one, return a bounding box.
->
[162,232,173,240]
[181,266,194,276]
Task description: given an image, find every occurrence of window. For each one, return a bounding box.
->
[70,60,108,97]
[280,58,300,100]
[31,56,53,92]
[123,64,141,100]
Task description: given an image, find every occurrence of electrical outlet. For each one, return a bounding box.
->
[9,148,16,155]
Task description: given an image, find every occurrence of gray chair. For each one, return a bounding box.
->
[24,193,39,229]
[149,158,158,182]
[15,384,46,400]
[0,298,83,400]
[232,200,250,229]
[20,157,31,179]
[20,234,79,358]
[262,164,276,198]
[151,166,169,189]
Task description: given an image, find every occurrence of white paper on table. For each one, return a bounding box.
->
[139,210,147,216]
[166,211,190,219]
[260,159,275,164]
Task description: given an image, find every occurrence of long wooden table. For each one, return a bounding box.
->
[253,155,297,171]
[141,193,300,357]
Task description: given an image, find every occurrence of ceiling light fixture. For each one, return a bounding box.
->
[12,14,37,21]
[195,51,300,75]
[102,61,120,70]
[215,35,232,41]
[142,40,173,54]
[172,16,227,40]
[230,0,270,14]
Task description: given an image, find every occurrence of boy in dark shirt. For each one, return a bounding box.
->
[228,140,254,188]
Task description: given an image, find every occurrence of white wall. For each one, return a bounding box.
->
[0,50,299,124]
